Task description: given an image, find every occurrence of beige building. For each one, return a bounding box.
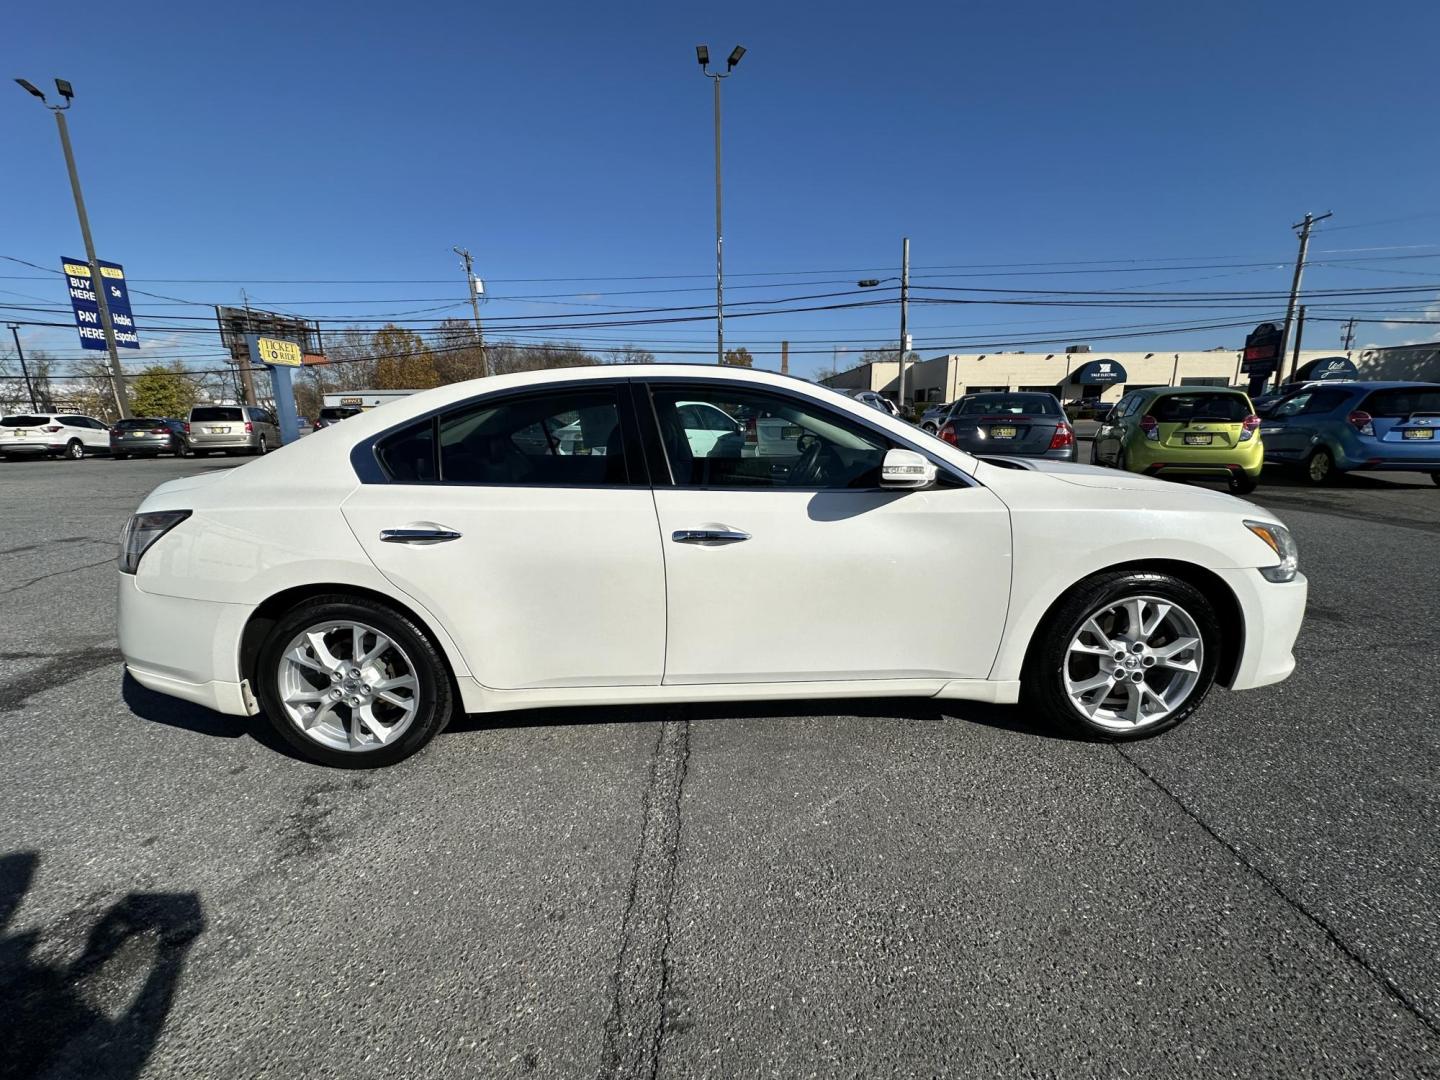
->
[821,343,1440,407]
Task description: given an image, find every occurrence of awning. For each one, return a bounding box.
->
[1071,358,1128,384]
[1290,356,1357,382]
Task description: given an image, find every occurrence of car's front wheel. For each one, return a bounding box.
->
[255,595,455,768]
[1024,571,1220,740]
[65,439,85,460]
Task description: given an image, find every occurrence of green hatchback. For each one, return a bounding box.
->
[1091,387,1263,494]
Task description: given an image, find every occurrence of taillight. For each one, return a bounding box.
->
[1048,421,1074,450]
[1239,414,1261,442]
[1139,415,1159,441]
[939,423,958,445]
[151,427,169,434]
[244,421,254,433]
[111,427,123,436]
[1347,410,1374,436]
[743,417,757,445]
[45,424,62,433]
[182,422,190,434]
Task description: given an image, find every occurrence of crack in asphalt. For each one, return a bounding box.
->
[2,556,119,596]
[1115,745,1440,1039]
[597,716,691,1080]
[0,645,123,713]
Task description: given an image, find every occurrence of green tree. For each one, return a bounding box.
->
[130,363,199,418]
[722,346,754,368]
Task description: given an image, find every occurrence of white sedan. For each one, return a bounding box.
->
[118,365,1306,767]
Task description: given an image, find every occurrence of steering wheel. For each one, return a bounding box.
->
[792,434,825,484]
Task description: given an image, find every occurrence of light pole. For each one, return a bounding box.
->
[696,44,746,364]
[15,78,131,417]
[856,238,912,413]
[7,323,40,410]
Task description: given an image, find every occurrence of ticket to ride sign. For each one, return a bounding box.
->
[250,335,303,367]
[62,257,140,349]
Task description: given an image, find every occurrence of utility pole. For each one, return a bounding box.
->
[16,79,130,416]
[1289,305,1306,378]
[454,247,489,377]
[7,323,40,411]
[696,45,746,364]
[897,237,911,412]
[1341,317,1357,351]
[780,340,789,375]
[1275,211,1332,390]
[237,289,258,405]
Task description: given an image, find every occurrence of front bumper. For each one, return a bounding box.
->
[118,573,256,716]
[1213,568,1307,690]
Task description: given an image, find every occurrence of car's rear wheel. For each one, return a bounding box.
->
[65,439,85,460]
[1304,447,1337,485]
[921,422,937,434]
[192,449,209,457]
[1432,474,1440,488]
[113,452,128,460]
[255,435,268,456]
[1227,471,1257,495]
[255,595,455,768]
[1024,571,1220,740]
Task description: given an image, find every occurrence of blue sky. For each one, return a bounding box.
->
[5,0,1440,379]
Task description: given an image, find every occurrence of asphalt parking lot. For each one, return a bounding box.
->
[2,451,1437,1079]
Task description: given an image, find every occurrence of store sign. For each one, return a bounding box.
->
[1073,359,1128,384]
[62,256,140,349]
[1241,322,1283,376]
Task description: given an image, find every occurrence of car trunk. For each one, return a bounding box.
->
[1156,418,1244,450]
[1361,388,1440,445]
[951,414,1060,454]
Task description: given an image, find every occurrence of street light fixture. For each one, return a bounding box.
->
[14,76,131,417]
[696,43,747,364]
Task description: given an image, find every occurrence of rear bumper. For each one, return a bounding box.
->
[1,442,65,455]
[191,437,256,451]
[1214,568,1307,691]
[117,573,255,716]
[111,438,176,454]
[1334,444,1440,471]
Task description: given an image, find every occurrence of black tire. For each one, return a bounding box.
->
[192,449,209,457]
[1431,474,1439,488]
[64,439,85,460]
[113,452,128,460]
[255,594,455,768]
[921,422,937,435]
[254,435,268,456]
[1022,570,1221,741]
[1114,446,1129,473]
[1227,471,1257,495]
[1303,446,1337,485]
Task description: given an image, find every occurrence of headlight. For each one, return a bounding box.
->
[1244,519,1298,583]
[119,510,191,574]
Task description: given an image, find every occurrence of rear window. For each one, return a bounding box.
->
[319,406,361,421]
[190,406,244,422]
[115,418,164,430]
[1150,392,1250,422]
[1,415,49,427]
[1360,387,1440,417]
[958,395,1059,416]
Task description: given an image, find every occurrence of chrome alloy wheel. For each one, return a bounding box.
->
[1062,595,1203,731]
[276,621,420,752]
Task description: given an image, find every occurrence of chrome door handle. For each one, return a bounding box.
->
[380,527,463,544]
[672,529,750,545]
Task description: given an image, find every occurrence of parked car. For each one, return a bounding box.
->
[315,405,362,430]
[1260,381,1440,485]
[845,389,898,416]
[918,401,959,434]
[1092,386,1262,494]
[937,392,1077,462]
[294,416,314,437]
[110,417,188,458]
[0,412,111,460]
[119,364,1305,767]
[185,405,280,456]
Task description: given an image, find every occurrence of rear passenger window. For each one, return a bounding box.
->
[435,388,630,486]
[1299,389,1350,414]
[376,419,437,482]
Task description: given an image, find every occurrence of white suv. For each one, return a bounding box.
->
[0,413,112,460]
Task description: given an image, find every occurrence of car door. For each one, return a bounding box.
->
[1260,390,1314,460]
[1092,394,1132,465]
[340,381,667,690]
[643,380,1012,684]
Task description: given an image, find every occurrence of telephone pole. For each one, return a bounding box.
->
[897,237,911,412]
[780,339,789,375]
[1289,305,1306,379]
[1275,211,1332,389]
[453,247,488,377]
[1341,317,1357,351]
[15,78,131,417]
[7,324,40,410]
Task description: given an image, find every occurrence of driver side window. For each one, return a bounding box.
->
[649,385,891,489]
[1273,392,1311,418]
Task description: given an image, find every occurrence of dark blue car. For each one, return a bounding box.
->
[1260,381,1440,485]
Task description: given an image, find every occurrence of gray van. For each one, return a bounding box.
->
[186,405,280,456]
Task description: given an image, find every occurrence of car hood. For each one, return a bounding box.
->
[974,457,1271,517]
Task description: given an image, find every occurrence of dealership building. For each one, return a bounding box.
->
[820,344,1440,406]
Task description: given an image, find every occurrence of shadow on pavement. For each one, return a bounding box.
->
[121,671,300,759]
[0,852,204,1080]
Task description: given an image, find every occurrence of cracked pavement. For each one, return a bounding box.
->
[0,455,1437,1079]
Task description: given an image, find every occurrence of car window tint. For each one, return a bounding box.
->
[438,388,628,486]
[1360,387,1440,417]
[957,395,1059,416]
[191,407,244,422]
[1,415,49,427]
[1299,388,1350,414]
[650,385,890,489]
[1272,392,1311,418]
[376,419,437,482]
[1150,392,1250,422]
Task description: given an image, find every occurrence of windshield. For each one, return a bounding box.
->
[958,395,1059,416]
[1,416,49,427]
[1150,392,1251,422]
[319,406,361,420]
[190,407,244,422]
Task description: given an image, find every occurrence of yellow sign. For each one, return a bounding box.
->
[257,336,302,367]
[62,262,125,279]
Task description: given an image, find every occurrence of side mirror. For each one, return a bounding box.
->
[1102,408,1118,424]
[880,448,937,489]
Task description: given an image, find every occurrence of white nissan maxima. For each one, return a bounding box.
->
[118,365,1306,767]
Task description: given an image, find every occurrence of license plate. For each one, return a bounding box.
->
[1183,434,1213,445]
[781,425,803,440]
[126,432,144,438]
[14,431,25,439]
[991,425,1017,439]
[208,426,231,434]
[1403,428,1434,440]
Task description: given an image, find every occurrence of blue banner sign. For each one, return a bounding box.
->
[62,256,140,349]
